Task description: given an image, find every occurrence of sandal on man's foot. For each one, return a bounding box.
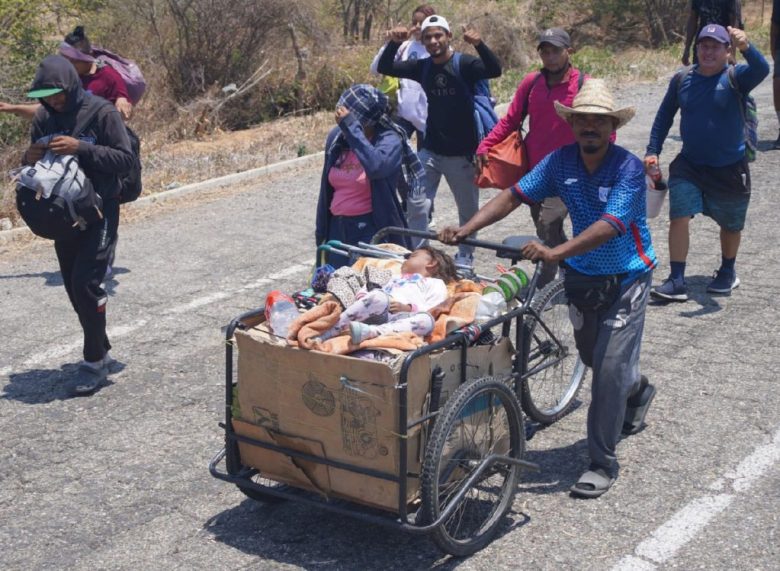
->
[623,376,656,435]
[570,468,616,499]
[70,363,107,397]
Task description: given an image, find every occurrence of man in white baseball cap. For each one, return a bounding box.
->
[378,14,502,269]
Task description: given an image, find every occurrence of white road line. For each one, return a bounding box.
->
[612,556,657,571]
[633,495,735,564]
[613,426,780,570]
[0,261,312,377]
[167,262,311,314]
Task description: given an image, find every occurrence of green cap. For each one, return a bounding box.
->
[27,87,64,99]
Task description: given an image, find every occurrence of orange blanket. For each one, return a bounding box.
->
[286,301,342,350]
[313,331,424,355]
[286,301,425,355]
[427,292,481,343]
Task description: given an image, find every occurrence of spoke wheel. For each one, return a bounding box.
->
[521,278,587,424]
[421,377,524,556]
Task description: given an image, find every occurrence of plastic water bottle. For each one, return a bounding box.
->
[645,158,666,190]
[264,291,299,337]
[475,291,507,324]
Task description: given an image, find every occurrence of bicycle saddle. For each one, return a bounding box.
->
[496,235,539,261]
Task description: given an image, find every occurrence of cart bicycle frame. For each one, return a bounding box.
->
[209,228,576,535]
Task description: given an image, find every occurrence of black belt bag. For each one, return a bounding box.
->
[563,268,625,312]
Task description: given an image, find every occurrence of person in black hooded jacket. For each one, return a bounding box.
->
[21,54,133,396]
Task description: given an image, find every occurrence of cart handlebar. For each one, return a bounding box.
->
[370,226,529,259]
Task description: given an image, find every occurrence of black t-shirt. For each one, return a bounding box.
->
[378,42,501,156]
[692,0,741,30]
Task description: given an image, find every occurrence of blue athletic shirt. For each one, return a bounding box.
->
[512,143,656,277]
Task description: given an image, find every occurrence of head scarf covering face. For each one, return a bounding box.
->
[337,84,389,129]
[331,84,426,198]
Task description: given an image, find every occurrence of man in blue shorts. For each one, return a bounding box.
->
[440,79,657,499]
[646,25,768,300]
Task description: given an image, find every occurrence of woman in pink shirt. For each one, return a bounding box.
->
[477,28,587,286]
[316,84,426,268]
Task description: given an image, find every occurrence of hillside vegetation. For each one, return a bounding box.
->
[0,0,773,224]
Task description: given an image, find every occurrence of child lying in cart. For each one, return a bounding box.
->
[286,246,460,353]
[316,246,458,345]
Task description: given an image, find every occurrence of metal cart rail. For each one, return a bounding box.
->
[210,229,585,556]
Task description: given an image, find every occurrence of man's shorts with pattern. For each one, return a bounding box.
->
[668,179,750,232]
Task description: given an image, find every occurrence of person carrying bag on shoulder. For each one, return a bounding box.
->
[19,55,134,396]
[476,28,594,288]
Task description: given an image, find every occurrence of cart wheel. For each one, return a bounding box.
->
[521,278,587,425]
[225,437,287,503]
[421,376,524,556]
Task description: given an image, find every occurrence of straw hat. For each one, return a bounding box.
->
[554,79,635,129]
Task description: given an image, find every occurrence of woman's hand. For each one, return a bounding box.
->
[335,106,350,124]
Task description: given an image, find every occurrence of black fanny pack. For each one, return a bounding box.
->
[563,268,625,312]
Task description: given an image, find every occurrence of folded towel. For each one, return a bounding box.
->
[287,301,342,349]
[447,279,484,296]
[313,331,424,355]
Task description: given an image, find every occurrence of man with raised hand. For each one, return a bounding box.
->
[647,25,768,301]
[682,0,742,65]
[378,14,501,269]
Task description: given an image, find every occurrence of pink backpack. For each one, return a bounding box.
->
[92,46,146,104]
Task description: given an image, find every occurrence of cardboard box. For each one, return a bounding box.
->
[233,324,515,512]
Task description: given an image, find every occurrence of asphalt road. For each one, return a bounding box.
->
[0,75,778,570]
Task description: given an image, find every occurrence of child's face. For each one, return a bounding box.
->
[401,249,436,276]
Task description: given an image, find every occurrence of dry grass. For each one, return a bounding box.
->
[139,110,333,193]
[0,0,773,227]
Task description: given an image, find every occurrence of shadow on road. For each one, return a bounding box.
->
[103,266,131,296]
[2,362,122,404]
[0,270,63,286]
[520,438,588,496]
[647,274,723,317]
[0,266,129,297]
[204,489,531,569]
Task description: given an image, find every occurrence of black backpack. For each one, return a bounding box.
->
[119,126,142,203]
[15,101,106,241]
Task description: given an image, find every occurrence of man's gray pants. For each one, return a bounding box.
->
[407,149,479,258]
[568,270,652,476]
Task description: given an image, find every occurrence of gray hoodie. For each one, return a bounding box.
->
[29,55,133,200]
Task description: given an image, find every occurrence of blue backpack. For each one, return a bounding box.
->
[421,52,498,142]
